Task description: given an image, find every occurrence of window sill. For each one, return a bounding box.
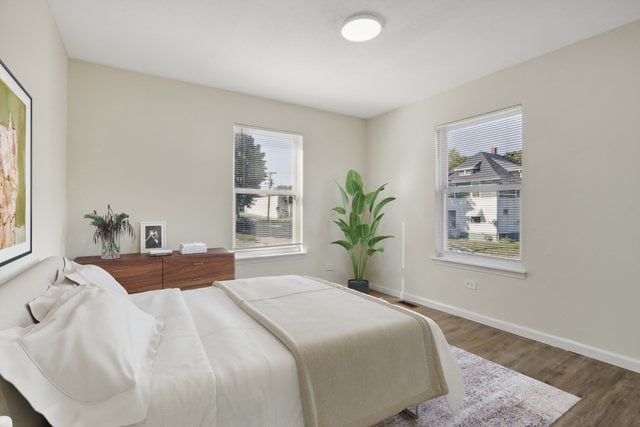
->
[235,249,308,264]
[431,253,526,279]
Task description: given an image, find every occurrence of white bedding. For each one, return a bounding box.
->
[129,289,216,427]
[181,283,462,427]
[218,275,451,426]
[0,286,216,427]
[0,285,162,427]
[1,265,459,427]
[182,286,305,427]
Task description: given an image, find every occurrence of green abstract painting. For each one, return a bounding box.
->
[0,60,31,266]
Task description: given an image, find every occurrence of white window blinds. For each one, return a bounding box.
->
[435,106,523,265]
[233,126,303,254]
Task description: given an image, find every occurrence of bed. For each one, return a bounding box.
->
[0,256,462,426]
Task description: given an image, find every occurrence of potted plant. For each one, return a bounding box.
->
[84,204,135,259]
[330,170,396,293]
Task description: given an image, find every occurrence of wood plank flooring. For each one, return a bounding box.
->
[370,291,640,426]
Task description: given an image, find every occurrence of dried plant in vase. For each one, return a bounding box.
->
[84,204,135,259]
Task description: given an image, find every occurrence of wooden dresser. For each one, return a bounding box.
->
[75,248,235,294]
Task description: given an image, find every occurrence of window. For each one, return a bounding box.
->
[448,210,456,228]
[435,106,523,272]
[499,190,519,198]
[233,125,303,256]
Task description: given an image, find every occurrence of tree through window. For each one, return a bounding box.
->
[233,126,303,255]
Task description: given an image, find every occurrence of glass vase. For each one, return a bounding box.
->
[101,232,121,259]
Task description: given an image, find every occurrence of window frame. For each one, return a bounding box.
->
[434,106,525,276]
[232,124,304,258]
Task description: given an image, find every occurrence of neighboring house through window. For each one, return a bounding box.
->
[448,210,456,229]
[233,125,303,256]
[435,106,523,272]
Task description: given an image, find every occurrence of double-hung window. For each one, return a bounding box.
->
[233,125,303,256]
[435,106,524,273]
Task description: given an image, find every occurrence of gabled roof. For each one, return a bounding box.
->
[449,152,521,185]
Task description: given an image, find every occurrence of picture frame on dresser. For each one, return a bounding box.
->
[0,59,32,267]
[140,221,166,253]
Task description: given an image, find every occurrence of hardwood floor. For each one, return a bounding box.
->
[370,291,640,426]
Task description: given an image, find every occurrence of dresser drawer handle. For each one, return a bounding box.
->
[192,277,204,281]
[193,262,204,266]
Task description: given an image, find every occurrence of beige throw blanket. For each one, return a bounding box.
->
[216,275,449,427]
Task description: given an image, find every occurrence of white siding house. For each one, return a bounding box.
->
[448,150,522,242]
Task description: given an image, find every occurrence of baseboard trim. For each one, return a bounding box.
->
[369,284,640,374]
[370,283,403,298]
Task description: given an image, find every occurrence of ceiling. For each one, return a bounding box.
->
[48,0,640,118]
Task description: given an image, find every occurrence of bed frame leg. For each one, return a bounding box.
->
[402,405,420,419]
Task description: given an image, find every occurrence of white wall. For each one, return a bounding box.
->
[366,20,640,370]
[0,0,67,282]
[66,60,365,282]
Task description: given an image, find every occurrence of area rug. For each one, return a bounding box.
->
[376,346,580,426]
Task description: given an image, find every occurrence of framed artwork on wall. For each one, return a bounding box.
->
[0,60,32,267]
[140,221,166,253]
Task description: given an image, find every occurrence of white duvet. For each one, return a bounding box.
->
[139,284,461,427]
[182,283,461,427]
[181,286,305,427]
[133,286,305,427]
[130,289,217,427]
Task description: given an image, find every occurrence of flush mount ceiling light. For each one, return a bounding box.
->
[341,14,384,42]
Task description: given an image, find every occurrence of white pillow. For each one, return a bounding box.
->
[0,284,163,427]
[63,260,129,297]
[26,283,75,322]
[27,261,129,323]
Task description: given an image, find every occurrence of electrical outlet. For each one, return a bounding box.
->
[464,279,477,290]
[325,263,334,271]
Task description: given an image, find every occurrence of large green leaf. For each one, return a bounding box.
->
[356,223,370,241]
[366,184,386,212]
[331,240,353,251]
[349,210,361,229]
[367,247,384,256]
[334,220,357,244]
[373,197,396,218]
[370,213,383,235]
[364,191,375,210]
[331,207,346,215]
[345,169,363,195]
[333,219,349,233]
[347,230,358,245]
[368,235,393,247]
[338,184,349,207]
[352,191,365,215]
